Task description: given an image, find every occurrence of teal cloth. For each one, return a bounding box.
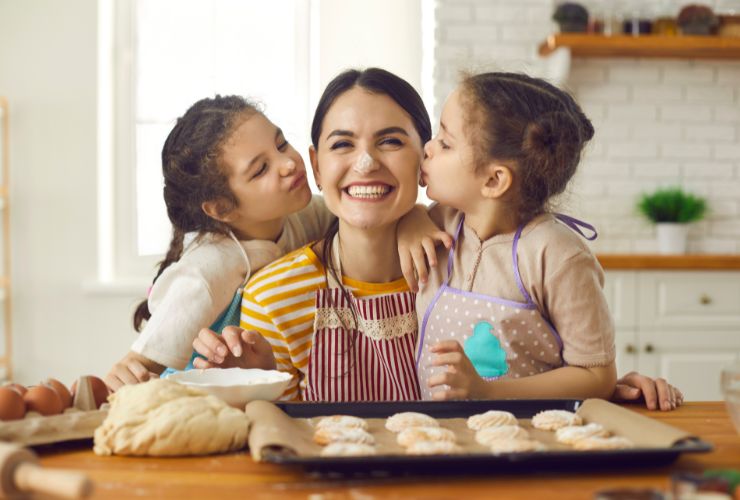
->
[464,321,509,378]
[160,287,243,378]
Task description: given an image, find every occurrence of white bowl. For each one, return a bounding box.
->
[167,368,292,408]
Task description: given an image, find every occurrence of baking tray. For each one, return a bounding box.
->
[263,399,712,475]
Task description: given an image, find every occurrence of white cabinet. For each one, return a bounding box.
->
[605,270,740,401]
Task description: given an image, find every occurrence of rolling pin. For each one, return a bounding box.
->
[0,442,93,499]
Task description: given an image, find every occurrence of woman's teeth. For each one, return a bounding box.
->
[346,185,390,199]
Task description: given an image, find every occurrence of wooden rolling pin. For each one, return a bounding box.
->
[0,442,92,498]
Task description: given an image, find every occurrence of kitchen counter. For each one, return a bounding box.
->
[597,254,740,270]
[36,402,740,499]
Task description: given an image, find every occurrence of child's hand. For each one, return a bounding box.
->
[428,340,486,400]
[611,371,684,411]
[192,326,276,370]
[397,205,452,293]
[105,351,161,392]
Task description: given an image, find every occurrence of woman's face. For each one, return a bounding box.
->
[310,87,422,231]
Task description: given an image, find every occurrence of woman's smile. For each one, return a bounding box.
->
[343,182,394,201]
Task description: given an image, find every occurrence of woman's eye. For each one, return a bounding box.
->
[379,137,403,147]
[251,163,268,179]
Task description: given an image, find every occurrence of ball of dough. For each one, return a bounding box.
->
[93,379,249,456]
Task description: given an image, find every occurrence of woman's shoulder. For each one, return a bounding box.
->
[427,203,462,234]
[244,244,325,295]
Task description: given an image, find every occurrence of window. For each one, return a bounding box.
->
[102,0,426,285]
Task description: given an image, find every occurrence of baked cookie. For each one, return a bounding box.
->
[555,422,609,445]
[397,426,456,448]
[531,410,583,431]
[316,415,368,430]
[475,425,529,446]
[405,440,463,455]
[466,410,518,431]
[572,436,634,451]
[313,426,375,446]
[385,412,439,433]
[320,442,376,457]
[489,438,546,454]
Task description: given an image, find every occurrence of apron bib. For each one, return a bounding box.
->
[416,214,597,400]
[304,236,420,401]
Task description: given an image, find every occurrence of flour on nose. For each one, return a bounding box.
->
[353,152,375,174]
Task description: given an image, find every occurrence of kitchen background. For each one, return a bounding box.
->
[0,0,738,395]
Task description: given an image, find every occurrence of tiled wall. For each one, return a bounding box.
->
[434,0,740,253]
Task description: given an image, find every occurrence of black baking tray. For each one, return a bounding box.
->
[264,399,712,475]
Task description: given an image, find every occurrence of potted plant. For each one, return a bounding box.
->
[637,187,707,254]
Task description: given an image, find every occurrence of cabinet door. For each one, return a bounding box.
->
[614,329,638,377]
[603,271,637,329]
[637,329,740,401]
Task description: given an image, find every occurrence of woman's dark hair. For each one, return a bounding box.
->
[310,67,431,334]
[459,72,594,222]
[133,95,259,331]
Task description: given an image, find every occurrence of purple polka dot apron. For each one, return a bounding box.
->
[416,214,597,400]
[305,236,421,402]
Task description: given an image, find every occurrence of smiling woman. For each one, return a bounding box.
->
[192,68,432,402]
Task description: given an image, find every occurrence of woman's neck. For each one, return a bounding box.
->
[230,217,286,242]
[336,223,401,283]
[464,202,520,242]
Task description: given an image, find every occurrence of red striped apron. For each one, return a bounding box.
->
[305,238,421,402]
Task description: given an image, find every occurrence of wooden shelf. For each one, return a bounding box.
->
[539,34,740,59]
[596,254,740,270]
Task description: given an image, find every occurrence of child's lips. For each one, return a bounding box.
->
[289,173,306,191]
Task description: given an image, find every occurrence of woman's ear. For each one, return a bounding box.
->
[201,199,235,223]
[480,164,514,199]
[309,146,321,190]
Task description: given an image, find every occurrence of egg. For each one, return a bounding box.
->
[44,378,73,409]
[23,385,64,416]
[71,375,110,409]
[4,383,27,396]
[0,386,26,420]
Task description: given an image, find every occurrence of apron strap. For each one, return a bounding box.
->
[511,225,534,306]
[554,213,598,241]
[445,215,466,286]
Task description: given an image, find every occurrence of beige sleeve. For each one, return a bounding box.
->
[541,251,616,367]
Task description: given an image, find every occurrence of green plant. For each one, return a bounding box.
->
[637,187,707,223]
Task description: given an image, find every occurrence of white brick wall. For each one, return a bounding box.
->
[433,0,740,253]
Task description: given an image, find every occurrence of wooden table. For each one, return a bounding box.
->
[36,402,739,499]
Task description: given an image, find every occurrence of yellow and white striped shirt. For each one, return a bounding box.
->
[240,244,409,400]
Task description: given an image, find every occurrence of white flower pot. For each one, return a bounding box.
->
[656,223,689,254]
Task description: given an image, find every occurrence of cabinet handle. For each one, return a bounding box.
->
[700,294,712,305]
[625,344,636,354]
[644,343,655,353]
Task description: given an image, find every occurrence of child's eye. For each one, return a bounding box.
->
[439,139,450,150]
[251,163,268,179]
[330,140,352,150]
[277,139,289,152]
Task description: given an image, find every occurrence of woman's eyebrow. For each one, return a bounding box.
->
[327,129,354,139]
[374,126,409,138]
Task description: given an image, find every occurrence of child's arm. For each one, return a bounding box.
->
[612,371,683,411]
[397,204,453,292]
[427,340,617,401]
[191,326,276,370]
[105,351,164,392]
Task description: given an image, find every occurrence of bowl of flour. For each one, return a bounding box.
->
[167,368,292,408]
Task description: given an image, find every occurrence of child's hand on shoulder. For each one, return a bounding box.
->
[428,340,487,400]
[192,326,276,370]
[397,205,452,293]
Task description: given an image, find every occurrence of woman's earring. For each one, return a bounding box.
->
[317,185,322,191]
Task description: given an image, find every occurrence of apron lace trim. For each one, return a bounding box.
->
[315,308,417,342]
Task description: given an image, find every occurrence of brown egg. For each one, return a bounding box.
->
[71,375,110,409]
[3,383,27,396]
[0,386,26,420]
[23,385,64,416]
[44,378,73,409]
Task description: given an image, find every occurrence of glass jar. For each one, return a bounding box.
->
[652,0,678,35]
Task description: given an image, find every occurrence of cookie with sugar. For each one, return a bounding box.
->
[405,440,463,455]
[555,422,609,445]
[385,412,439,433]
[475,425,529,446]
[531,409,583,431]
[572,436,634,451]
[320,442,376,457]
[466,410,517,431]
[313,426,375,446]
[396,426,456,448]
[315,415,368,430]
[489,438,546,454]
